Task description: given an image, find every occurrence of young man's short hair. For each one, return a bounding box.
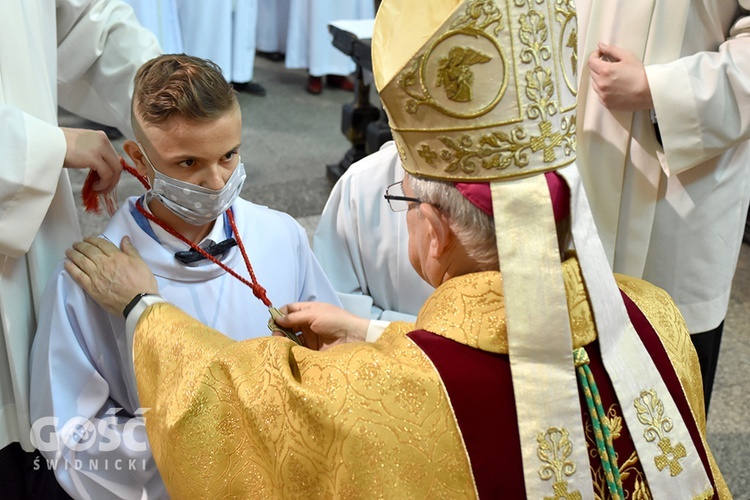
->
[132,54,238,127]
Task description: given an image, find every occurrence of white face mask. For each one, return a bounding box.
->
[140,145,246,226]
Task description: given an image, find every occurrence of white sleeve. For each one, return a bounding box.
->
[645,6,750,176]
[365,320,391,343]
[55,0,161,138]
[125,294,166,369]
[0,106,67,257]
[29,268,167,500]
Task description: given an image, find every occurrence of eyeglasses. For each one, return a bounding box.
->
[384,181,422,212]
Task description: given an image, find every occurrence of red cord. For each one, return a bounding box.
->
[134,200,272,307]
[82,157,150,214]
[120,157,151,190]
[85,156,274,307]
[226,208,271,306]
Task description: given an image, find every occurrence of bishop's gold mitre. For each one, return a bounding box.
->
[373,0,578,182]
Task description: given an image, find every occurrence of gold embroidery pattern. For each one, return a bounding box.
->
[408,0,575,177]
[399,0,506,118]
[617,276,730,497]
[583,402,652,500]
[634,389,687,477]
[615,275,705,429]
[452,0,505,33]
[693,489,718,500]
[136,305,477,498]
[602,278,728,498]
[436,47,492,102]
[537,427,583,500]
[554,0,578,96]
[561,256,597,348]
[417,258,596,354]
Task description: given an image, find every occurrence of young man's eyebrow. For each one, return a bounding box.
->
[164,144,242,163]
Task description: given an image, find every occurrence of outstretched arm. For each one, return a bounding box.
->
[274,302,370,350]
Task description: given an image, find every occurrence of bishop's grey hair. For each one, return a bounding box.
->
[408,174,499,271]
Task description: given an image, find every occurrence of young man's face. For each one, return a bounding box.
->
[137,105,243,189]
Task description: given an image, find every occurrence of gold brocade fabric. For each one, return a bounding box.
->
[615,275,731,499]
[615,275,706,429]
[416,260,729,498]
[135,306,477,499]
[416,258,597,353]
[373,0,578,182]
[134,257,727,499]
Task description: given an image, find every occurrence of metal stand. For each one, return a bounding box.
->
[327,22,384,182]
[326,63,380,182]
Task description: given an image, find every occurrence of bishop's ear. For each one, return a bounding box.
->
[420,204,453,259]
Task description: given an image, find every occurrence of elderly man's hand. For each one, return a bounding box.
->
[272,302,370,351]
[65,236,158,317]
[588,42,654,111]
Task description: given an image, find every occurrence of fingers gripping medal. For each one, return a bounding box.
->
[268,307,303,345]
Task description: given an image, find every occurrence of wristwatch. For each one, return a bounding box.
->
[123,292,158,319]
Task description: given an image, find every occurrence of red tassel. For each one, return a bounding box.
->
[81,169,102,214]
[81,157,150,216]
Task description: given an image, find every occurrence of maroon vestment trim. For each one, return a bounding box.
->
[619,292,719,497]
[407,329,523,499]
[408,290,717,498]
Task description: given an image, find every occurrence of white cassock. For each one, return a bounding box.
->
[576,0,750,333]
[284,0,375,77]
[313,141,434,322]
[0,0,159,453]
[256,0,290,54]
[120,0,183,53]
[30,196,341,499]
[175,0,258,83]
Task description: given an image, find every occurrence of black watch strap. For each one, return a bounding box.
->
[123,292,153,319]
